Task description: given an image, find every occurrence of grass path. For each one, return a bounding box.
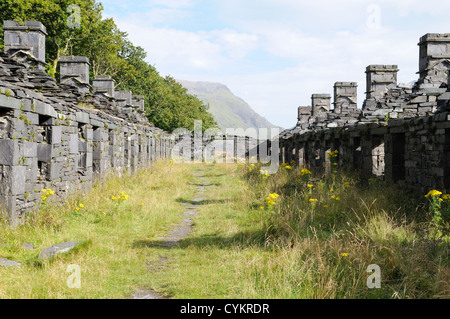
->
[131,166,213,298]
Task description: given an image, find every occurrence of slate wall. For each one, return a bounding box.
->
[280,33,450,195]
[0,21,174,226]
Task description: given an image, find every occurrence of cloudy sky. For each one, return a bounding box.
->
[102,0,450,129]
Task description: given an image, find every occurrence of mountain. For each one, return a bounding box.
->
[178,80,283,132]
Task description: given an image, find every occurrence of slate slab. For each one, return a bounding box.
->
[0,140,19,165]
[0,257,21,267]
[38,241,83,260]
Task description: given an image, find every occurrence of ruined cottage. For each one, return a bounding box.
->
[0,21,174,226]
[280,33,450,195]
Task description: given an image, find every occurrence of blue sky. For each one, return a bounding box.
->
[101,0,450,129]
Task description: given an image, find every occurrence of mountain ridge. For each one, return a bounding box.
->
[178,80,283,132]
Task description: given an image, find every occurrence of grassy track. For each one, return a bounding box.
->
[0,161,448,298]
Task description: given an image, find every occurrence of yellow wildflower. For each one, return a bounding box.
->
[259,206,265,210]
[300,168,312,176]
[309,198,318,203]
[79,203,84,208]
[265,197,276,207]
[344,182,350,188]
[341,253,349,257]
[269,193,279,200]
[442,194,450,200]
[285,165,292,170]
[327,150,338,159]
[425,190,442,198]
[307,184,314,188]
[42,188,55,196]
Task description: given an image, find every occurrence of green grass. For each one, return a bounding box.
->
[0,160,196,298]
[0,160,448,299]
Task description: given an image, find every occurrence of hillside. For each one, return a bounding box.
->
[178,80,283,132]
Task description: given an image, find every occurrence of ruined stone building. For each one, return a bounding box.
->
[280,33,450,194]
[0,21,174,226]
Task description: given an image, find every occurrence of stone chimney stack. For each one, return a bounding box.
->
[115,90,132,107]
[59,56,91,94]
[93,75,115,97]
[365,65,399,100]
[416,33,450,90]
[3,20,47,69]
[311,94,331,121]
[132,95,145,112]
[297,105,312,128]
[298,105,312,122]
[333,82,358,115]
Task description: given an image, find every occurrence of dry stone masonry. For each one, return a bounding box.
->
[280,33,450,195]
[0,21,174,227]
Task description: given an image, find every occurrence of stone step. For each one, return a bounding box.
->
[38,241,83,260]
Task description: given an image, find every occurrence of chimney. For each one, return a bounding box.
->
[93,75,115,97]
[132,95,145,112]
[365,65,398,100]
[417,33,450,89]
[114,90,132,107]
[3,20,47,69]
[59,56,90,94]
[297,105,312,125]
[311,94,331,120]
[333,82,358,115]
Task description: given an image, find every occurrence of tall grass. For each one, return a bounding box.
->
[236,161,449,298]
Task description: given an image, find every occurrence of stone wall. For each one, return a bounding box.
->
[0,21,174,226]
[280,33,450,195]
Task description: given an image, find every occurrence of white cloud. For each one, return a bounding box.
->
[203,29,260,59]
[113,16,261,72]
[119,24,225,71]
[151,0,193,8]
